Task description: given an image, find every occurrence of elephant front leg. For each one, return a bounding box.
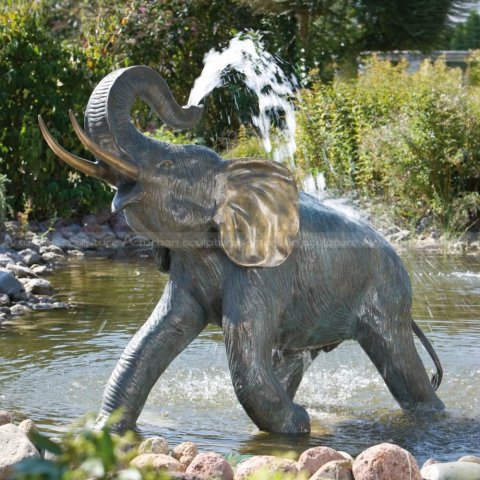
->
[95,282,206,431]
[222,289,310,433]
[272,349,320,400]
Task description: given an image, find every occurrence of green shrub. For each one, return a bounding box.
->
[0,3,112,219]
[296,56,480,232]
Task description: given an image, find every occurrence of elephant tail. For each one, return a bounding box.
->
[412,320,443,391]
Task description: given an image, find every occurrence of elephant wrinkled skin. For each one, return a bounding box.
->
[39,66,444,434]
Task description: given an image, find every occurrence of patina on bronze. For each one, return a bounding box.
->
[39,65,443,434]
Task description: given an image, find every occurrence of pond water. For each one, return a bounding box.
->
[0,252,479,463]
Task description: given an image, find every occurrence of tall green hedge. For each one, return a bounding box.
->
[296,57,480,232]
[0,4,112,219]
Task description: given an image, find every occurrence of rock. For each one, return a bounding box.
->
[173,442,198,469]
[24,278,54,295]
[41,251,65,263]
[138,436,169,455]
[297,446,345,476]
[421,461,480,479]
[0,410,13,426]
[459,455,480,464]
[31,265,53,275]
[337,451,354,462]
[0,307,11,315]
[234,455,298,480]
[310,459,353,480]
[0,424,39,476]
[130,454,183,472]
[67,249,84,257]
[0,270,25,297]
[0,254,14,267]
[422,458,441,469]
[95,209,112,225]
[60,224,81,239]
[18,419,37,438]
[10,304,31,315]
[18,249,42,267]
[69,232,93,250]
[40,244,65,255]
[0,313,8,323]
[6,264,38,278]
[186,452,233,480]
[0,294,10,306]
[352,443,422,480]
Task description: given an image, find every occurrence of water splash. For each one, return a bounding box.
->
[188,34,298,164]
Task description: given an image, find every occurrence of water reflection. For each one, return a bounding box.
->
[0,253,479,463]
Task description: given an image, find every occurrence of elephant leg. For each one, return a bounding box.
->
[356,314,444,411]
[222,278,310,434]
[95,281,206,431]
[272,349,320,400]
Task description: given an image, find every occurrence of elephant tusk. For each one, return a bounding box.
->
[69,110,139,181]
[38,115,109,181]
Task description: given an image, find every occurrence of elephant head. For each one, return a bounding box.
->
[39,66,299,267]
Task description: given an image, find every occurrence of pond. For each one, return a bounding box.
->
[0,252,479,464]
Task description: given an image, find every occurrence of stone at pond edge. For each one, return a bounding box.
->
[138,436,169,455]
[234,455,298,480]
[130,454,183,472]
[24,278,54,295]
[0,423,40,476]
[0,294,10,306]
[0,410,13,426]
[310,459,353,480]
[297,446,346,476]
[10,304,31,315]
[422,458,440,469]
[352,443,422,480]
[421,461,480,479]
[186,452,233,480]
[18,249,42,267]
[18,419,37,438]
[0,270,24,297]
[459,455,480,464]
[173,442,198,469]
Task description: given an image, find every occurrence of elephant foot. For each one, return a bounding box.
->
[92,411,137,433]
[265,404,311,434]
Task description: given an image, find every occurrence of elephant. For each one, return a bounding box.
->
[38,65,444,434]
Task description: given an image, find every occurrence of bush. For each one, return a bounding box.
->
[0,3,112,219]
[296,56,480,232]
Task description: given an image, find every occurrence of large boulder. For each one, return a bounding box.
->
[173,442,198,469]
[130,453,183,473]
[18,249,42,267]
[24,278,54,296]
[186,452,233,480]
[297,446,346,476]
[0,424,40,477]
[352,443,422,480]
[0,270,24,297]
[138,436,169,455]
[234,455,298,480]
[310,459,353,480]
[0,410,13,426]
[421,461,480,479]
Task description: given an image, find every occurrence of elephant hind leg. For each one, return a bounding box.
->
[356,317,444,411]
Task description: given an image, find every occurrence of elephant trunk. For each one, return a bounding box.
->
[84,66,203,170]
[38,66,203,187]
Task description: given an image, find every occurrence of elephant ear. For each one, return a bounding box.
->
[214,158,299,267]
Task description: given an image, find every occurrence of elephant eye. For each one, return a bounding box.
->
[157,160,173,169]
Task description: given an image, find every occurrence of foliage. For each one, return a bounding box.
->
[13,414,143,480]
[444,10,480,50]
[0,173,9,231]
[223,125,266,158]
[296,56,480,232]
[0,2,112,219]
